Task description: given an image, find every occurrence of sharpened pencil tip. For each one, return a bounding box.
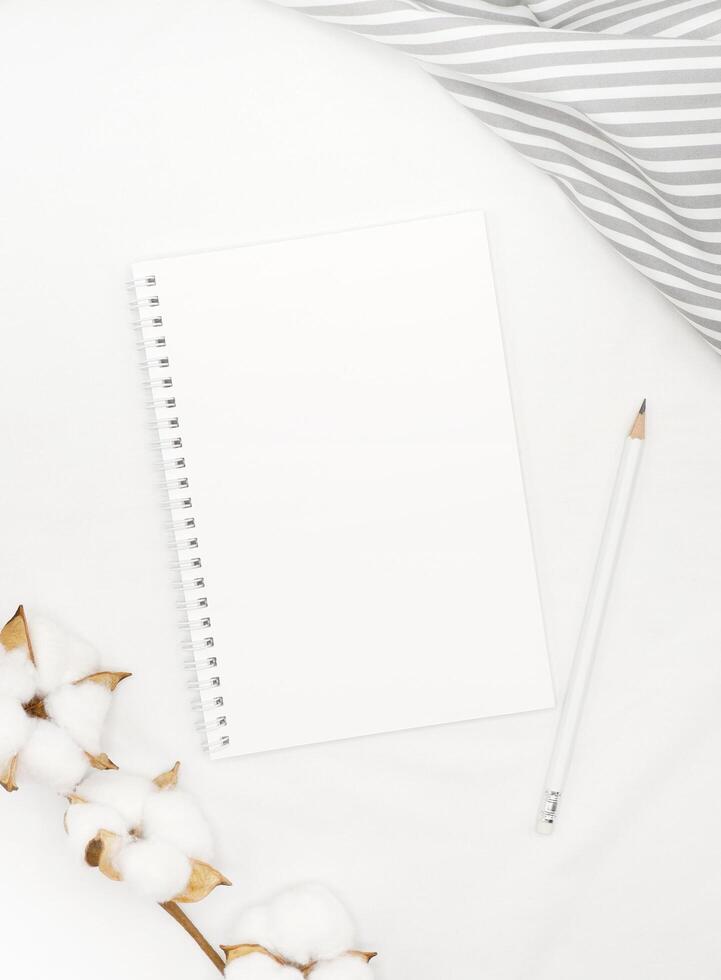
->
[629,400,646,439]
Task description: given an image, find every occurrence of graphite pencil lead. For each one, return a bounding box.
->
[639,398,646,415]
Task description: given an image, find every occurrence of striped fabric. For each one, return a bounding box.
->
[273,0,721,349]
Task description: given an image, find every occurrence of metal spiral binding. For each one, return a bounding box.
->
[129,272,229,754]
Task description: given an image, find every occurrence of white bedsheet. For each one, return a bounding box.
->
[1,2,720,977]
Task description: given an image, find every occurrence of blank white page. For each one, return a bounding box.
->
[132,212,553,758]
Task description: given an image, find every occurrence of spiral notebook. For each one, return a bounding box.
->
[129,212,553,759]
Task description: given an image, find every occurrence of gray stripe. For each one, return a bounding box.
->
[356,18,699,43]
[685,19,721,39]
[357,14,484,32]
[296,0,411,13]
[623,1,721,37]
[530,0,618,24]
[624,141,721,161]
[601,118,721,137]
[436,67,721,90]
[396,39,721,63]
[543,92,721,114]
[415,0,538,23]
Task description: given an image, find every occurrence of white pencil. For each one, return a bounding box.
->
[536,399,646,834]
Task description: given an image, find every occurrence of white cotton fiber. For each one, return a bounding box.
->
[115,839,191,903]
[0,694,32,760]
[234,884,356,966]
[29,612,99,695]
[232,905,275,952]
[45,682,112,754]
[142,789,214,862]
[311,956,374,980]
[79,770,155,828]
[224,954,303,980]
[270,885,356,964]
[65,802,129,858]
[0,648,37,702]
[17,718,89,793]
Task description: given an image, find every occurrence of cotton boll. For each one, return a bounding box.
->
[142,789,214,862]
[45,682,112,754]
[115,839,191,903]
[29,612,99,695]
[233,885,357,966]
[0,648,37,702]
[17,718,89,793]
[79,770,155,828]
[267,884,356,964]
[0,694,33,760]
[224,954,304,979]
[65,802,129,858]
[311,956,374,979]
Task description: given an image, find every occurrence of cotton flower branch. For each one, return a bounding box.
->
[0,606,130,793]
[65,762,230,903]
[1,605,378,978]
[65,760,231,973]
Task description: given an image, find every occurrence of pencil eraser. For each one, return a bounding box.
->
[535,819,555,836]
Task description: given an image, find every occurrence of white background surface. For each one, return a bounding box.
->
[2,2,721,978]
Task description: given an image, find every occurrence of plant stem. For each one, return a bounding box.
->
[160,900,225,974]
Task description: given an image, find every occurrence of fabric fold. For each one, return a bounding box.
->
[273,0,721,347]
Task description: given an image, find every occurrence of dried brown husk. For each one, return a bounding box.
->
[153,761,181,790]
[0,756,19,793]
[0,605,35,663]
[86,829,124,882]
[0,608,33,792]
[221,944,280,966]
[173,858,232,903]
[86,751,120,771]
[76,671,132,691]
[221,944,377,975]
